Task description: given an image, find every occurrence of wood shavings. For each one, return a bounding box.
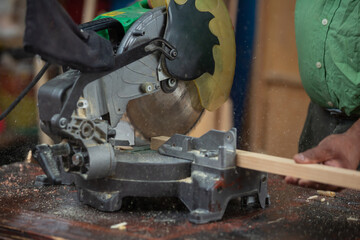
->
[179,177,192,183]
[110,222,127,230]
[267,217,285,224]
[25,151,36,164]
[317,190,336,197]
[321,198,326,202]
[347,217,358,222]
[307,195,318,200]
[116,146,134,151]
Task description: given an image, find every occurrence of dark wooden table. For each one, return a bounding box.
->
[0,162,359,239]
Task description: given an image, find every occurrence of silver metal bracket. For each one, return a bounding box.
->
[159,128,237,169]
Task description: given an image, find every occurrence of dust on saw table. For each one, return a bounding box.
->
[0,162,359,240]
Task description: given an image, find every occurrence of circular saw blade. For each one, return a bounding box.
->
[117,7,203,139]
[127,80,203,139]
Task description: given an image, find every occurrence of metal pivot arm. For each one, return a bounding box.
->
[52,38,176,130]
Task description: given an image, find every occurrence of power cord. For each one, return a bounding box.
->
[0,62,50,121]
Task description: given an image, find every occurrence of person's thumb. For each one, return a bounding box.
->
[293,146,330,164]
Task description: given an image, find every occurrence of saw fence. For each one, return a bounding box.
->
[151,136,360,191]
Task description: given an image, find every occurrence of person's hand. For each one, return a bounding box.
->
[285,120,360,191]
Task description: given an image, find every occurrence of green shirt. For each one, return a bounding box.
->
[295,0,360,115]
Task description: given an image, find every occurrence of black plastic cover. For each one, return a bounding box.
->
[24,0,115,72]
[164,0,219,80]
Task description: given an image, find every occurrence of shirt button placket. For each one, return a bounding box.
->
[316,18,328,70]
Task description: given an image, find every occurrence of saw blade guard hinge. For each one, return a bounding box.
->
[144,38,177,61]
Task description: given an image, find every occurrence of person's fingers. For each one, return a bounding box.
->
[298,179,319,188]
[324,159,343,168]
[298,179,342,191]
[284,176,299,185]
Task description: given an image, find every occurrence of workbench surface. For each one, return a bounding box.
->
[0,162,359,239]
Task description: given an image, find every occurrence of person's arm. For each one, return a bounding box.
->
[285,119,360,191]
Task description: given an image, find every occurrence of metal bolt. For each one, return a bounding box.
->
[72,153,84,166]
[59,118,68,128]
[141,83,154,93]
[170,49,178,58]
[204,150,218,158]
[226,134,233,142]
[77,99,88,109]
[133,29,145,36]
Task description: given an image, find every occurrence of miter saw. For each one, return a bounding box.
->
[24,0,270,224]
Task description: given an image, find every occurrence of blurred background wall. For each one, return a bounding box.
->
[0,0,308,166]
[0,0,35,165]
[245,0,309,157]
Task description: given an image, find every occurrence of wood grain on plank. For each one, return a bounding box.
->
[151,136,360,190]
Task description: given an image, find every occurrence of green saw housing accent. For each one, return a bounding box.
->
[93,0,151,38]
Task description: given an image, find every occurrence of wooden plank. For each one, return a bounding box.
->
[151,136,360,190]
[150,136,171,151]
[237,150,360,191]
[150,136,170,151]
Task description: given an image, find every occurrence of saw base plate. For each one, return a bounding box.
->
[37,129,270,224]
